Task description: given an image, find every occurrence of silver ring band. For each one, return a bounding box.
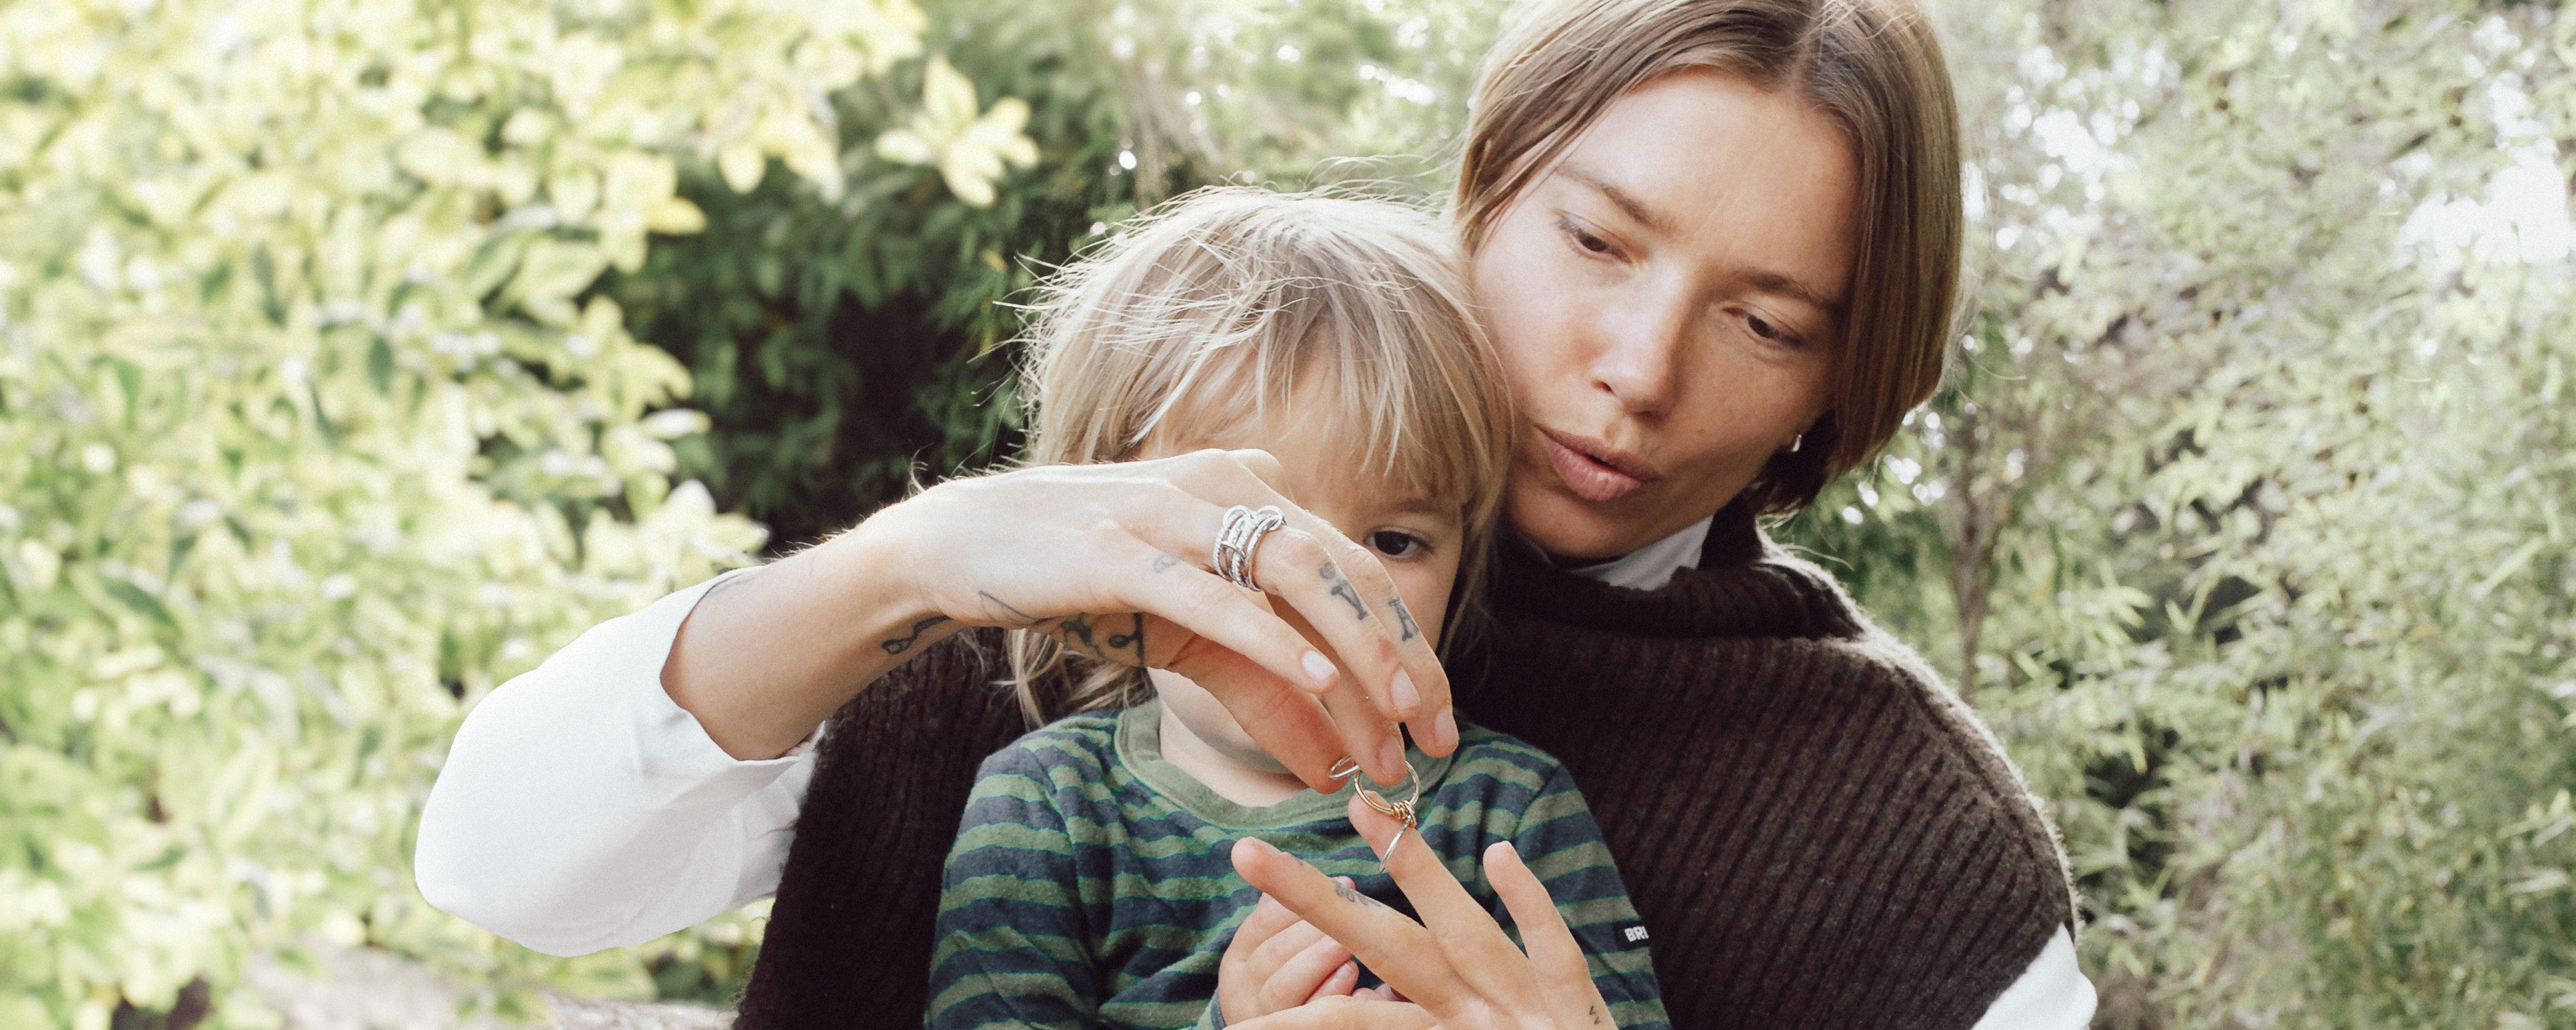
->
[1212,504,1286,590]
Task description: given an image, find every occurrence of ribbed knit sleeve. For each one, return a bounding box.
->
[926,741,1105,1030]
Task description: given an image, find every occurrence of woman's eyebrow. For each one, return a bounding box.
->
[1562,162,1675,236]
[1565,161,1844,317]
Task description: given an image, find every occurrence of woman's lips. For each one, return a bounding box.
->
[1537,428,1656,503]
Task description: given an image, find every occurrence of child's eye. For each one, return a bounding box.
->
[1366,530,1429,559]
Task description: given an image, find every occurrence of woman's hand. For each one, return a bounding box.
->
[663,448,1450,790]
[1223,797,1613,1030]
[1217,880,1365,1022]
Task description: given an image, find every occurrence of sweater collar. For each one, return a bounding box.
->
[1485,499,1863,641]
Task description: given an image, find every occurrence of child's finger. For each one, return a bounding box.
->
[1262,932,1354,1012]
[1219,892,1308,1021]
[1304,960,1359,1005]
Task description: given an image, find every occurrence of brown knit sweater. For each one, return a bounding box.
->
[734,503,2076,1029]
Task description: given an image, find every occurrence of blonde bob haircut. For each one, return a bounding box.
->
[1007,187,1516,724]
[1457,0,1962,515]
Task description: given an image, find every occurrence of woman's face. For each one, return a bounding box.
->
[1472,70,1858,560]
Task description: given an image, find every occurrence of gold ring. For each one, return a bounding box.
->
[1329,754,1421,829]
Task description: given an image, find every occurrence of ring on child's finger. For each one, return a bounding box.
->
[1330,753,1423,830]
[1212,504,1287,590]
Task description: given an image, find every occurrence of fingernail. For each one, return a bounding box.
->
[1433,708,1458,752]
[1301,651,1337,689]
[1372,737,1405,785]
[1388,670,1420,713]
[1332,875,1354,888]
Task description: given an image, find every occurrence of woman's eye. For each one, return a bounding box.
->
[1558,216,1616,257]
[1735,308,1799,347]
[1367,531,1427,559]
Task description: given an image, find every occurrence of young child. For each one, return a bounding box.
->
[925,189,1668,1029]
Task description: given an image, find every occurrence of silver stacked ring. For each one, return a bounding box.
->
[1212,504,1287,590]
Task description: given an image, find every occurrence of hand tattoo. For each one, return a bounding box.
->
[1152,553,1182,574]
[1386,598,1420,642]
[1319,563,1369,621]
[976,590,1040,627]
[879,614,952,656]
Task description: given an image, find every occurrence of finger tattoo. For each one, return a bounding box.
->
[879,614,952,655]
[1153,553,1183,574]
[1330,879,1390,912]
[1319,564,1369,621]
[1385,598,1420,642]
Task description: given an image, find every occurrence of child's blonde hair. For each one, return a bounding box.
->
[1006,187,1516,724]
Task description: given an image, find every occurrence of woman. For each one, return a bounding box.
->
[415,0,2093,1026]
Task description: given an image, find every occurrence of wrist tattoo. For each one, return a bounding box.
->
[1054,612,1104,658]
[1319,564,1369,621]
[879,614,951,656]
[1386,598,1420,642]
[1105,612,1146,660]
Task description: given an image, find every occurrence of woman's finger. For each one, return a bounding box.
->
[1228,837,1474,1013]
[1224,996,1436,1030]
[1484,840,1593,994]
[1164,453,1456,755]
[1159,633,1353,792]
[1350,797,1527,985]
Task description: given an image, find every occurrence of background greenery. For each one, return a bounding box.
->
[1,0,2569,1027]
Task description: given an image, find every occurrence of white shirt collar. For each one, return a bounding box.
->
[1516,515,1713,592]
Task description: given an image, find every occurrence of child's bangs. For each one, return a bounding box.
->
[1140,275,1508,529]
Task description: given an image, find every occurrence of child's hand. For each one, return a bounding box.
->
[1219,884,1368,1022]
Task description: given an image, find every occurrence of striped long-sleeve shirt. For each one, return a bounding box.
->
[926,699,1668,1029]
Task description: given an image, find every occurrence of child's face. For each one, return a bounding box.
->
[1140,377,1468,775]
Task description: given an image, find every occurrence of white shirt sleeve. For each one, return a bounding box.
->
[1969,927,2095,1030]
[414,567,820,956]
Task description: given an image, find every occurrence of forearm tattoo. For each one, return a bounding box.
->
[1386,598,1420,642]
[879,614,951,656]
[1319,563,1370,621]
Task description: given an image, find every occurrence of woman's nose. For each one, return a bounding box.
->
[1587,283,1691,417]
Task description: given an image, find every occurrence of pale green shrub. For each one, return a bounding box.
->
[0,0,1030,1025]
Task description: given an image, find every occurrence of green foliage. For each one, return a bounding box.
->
[614,0,1465,548]
[0,0,972,1024]
[8,0,2574,1026]
[1780,1,2576,1024]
